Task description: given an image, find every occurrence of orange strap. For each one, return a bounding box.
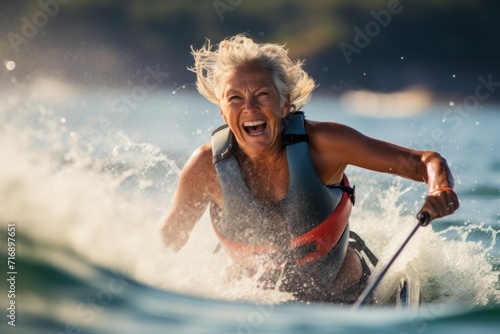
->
[213,176,353,268]
[212,224,280,269]
[290,191,351,266]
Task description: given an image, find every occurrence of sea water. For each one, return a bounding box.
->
[0,83,499,334]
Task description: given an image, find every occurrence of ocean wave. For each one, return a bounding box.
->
[1,233,500,334]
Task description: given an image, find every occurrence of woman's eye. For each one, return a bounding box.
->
[229,96,241,101]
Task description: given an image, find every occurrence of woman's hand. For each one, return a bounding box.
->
[417,188,459,225]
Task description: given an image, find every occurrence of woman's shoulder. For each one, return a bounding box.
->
[178,143,216,182]
[187,143,214,168]
[305,119,363,142]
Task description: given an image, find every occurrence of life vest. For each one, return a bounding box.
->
[211,112,355,282]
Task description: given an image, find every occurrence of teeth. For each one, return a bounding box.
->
[243,120,266,127]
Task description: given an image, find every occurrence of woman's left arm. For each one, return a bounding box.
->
[309,121,459,223]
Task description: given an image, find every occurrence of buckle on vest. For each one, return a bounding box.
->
[335,184,355,206]
[290,189,352,266]
[350,185,356,206]
[293,241,318,262]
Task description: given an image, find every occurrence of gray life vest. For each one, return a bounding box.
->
[210,111,355,288]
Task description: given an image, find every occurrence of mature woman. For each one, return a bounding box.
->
[161,34,459,304]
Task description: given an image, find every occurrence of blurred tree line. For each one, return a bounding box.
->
[1,0,499,99]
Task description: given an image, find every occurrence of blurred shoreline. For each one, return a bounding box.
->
[1,1,499,102]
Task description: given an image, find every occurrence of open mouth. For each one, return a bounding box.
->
[243,120,267,136]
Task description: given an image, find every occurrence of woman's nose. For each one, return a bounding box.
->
[243,98,258,113]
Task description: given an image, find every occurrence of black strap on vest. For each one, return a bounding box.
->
[349,231,379,267]
[282,134,309,146]
[333,185,356,206]
[329,177,356,206]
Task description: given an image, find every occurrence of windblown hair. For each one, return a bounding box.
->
[190,34,316,112]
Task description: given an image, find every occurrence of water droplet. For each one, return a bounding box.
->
[449,101,454,106]
[363,72,366,76]
[400,56,404,60]
[5,60,16,71]
[60,117,66,124]
[475,121,479,125]
[452,74,456,78]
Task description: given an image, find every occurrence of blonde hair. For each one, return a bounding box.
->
[190,34,316,112]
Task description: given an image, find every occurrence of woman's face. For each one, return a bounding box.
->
[219,64,288,157]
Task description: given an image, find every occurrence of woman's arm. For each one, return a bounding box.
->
[161,143,218,251]
[308,121,459,222]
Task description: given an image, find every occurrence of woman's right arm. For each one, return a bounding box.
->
[161,143,216,252]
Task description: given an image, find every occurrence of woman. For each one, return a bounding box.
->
[161,34,459,303]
